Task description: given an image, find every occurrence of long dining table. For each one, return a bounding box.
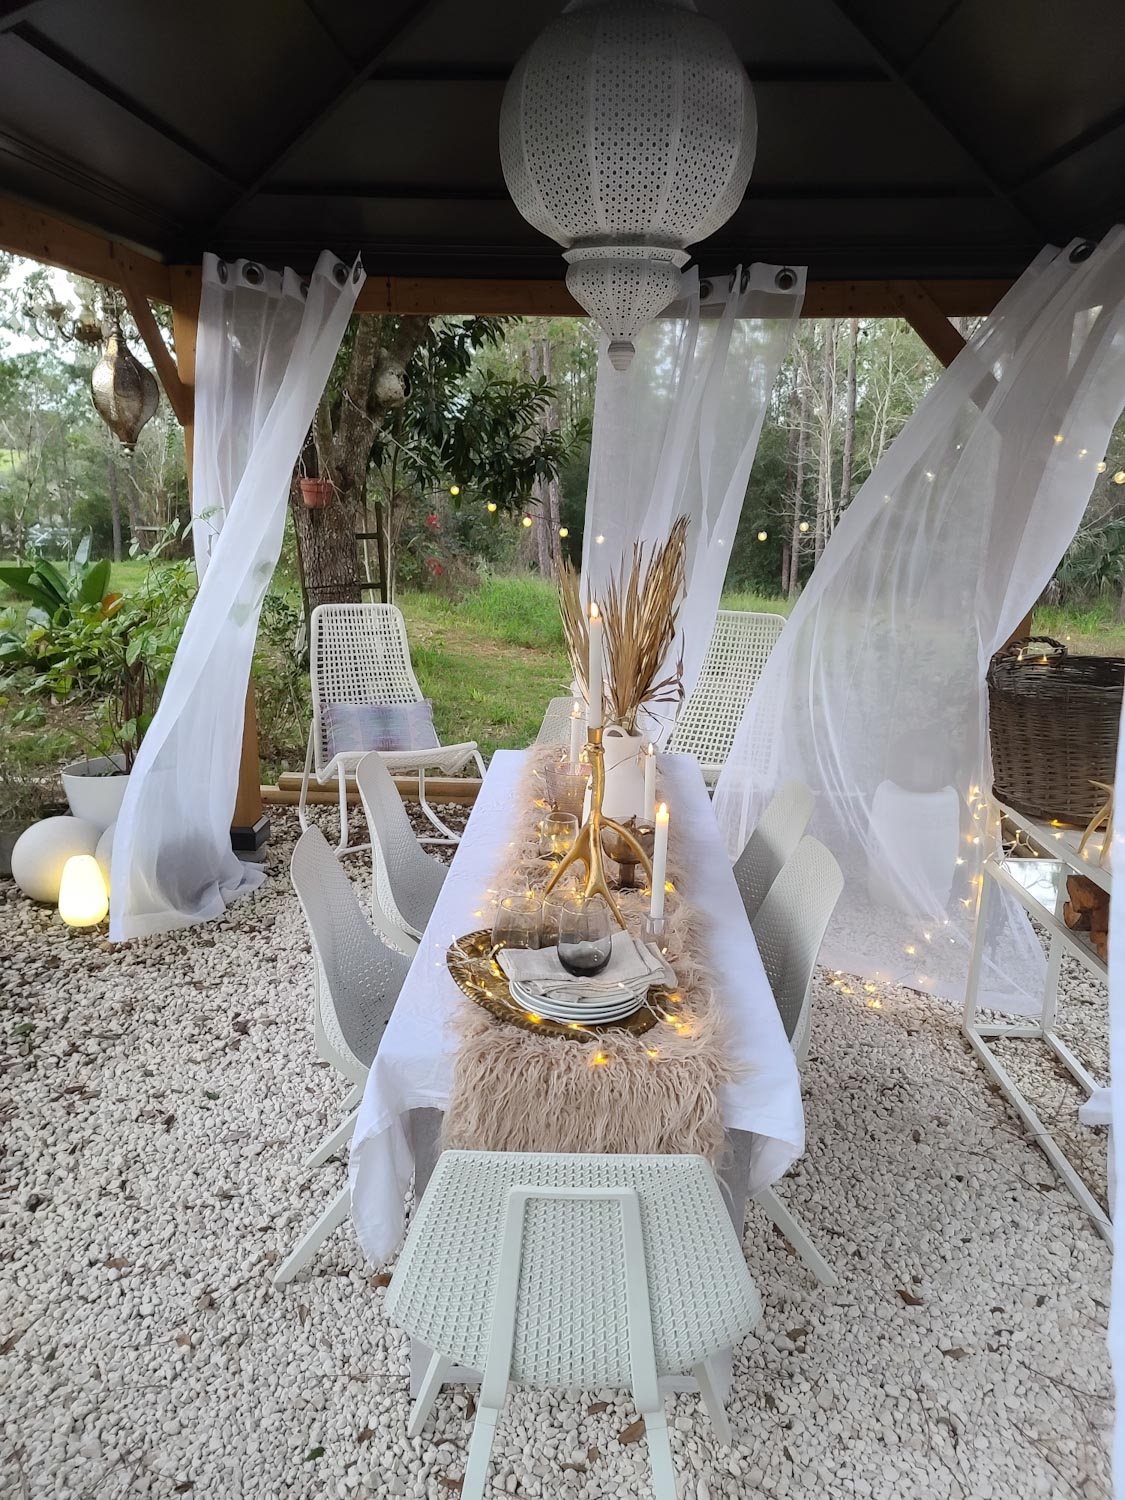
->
[349,748,805,1275]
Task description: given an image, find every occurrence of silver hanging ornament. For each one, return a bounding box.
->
[91,320,159,452]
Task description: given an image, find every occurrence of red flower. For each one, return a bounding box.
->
[425,557,444,576]
[425,512,441,532]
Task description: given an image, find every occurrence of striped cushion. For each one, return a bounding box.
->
[323,701,440,758]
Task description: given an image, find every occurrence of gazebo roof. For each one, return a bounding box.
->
[1,0,1123,286]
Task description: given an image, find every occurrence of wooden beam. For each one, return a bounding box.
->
[272,772,482,807]
[349,273,1010,319]
[119,273,193,427]
[888,280,968,367]
[0,193,170,301]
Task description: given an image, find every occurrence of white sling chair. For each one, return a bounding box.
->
[300,603,486,852]
[750,835,844,1287]
[355,750,446,942]
[387,1151,762,1500]
[733,778,815,923]
[668,610,785,785]
[533,695,578,747]
[277,826,414,1287]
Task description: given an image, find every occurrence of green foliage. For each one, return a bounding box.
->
[0,547,114,665]
[0,527,195,768]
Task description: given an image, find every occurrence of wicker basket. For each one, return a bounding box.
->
[987,636,1124,825]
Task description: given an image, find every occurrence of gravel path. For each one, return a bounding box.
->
[1,809,1113,1499]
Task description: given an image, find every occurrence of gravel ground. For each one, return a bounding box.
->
[1,808,1113,1500]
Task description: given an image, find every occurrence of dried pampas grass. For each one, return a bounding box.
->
[558,516,689,733]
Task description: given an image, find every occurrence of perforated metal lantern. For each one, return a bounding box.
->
[500,0,756,369]
[90,321,159,452]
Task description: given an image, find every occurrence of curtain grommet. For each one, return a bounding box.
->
[1069,239,1096,264]
[244,262,264,286]
[333,263,348,286]
[217,260,229,284]
[775,267,798,291]
[352,261,363,284]
[300,278,310,298]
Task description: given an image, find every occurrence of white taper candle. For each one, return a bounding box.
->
[587,602,604,730]
[650,802,669,919]
[569,700,583,767]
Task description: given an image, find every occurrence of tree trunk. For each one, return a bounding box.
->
[530,335,563,578]
[288,480,362,615]
[814,323,837,563]
[107,453,122,561]
[840,317,858,510]
[788,381,808,597]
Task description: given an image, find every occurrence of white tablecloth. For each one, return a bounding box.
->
[349,750,804,1266]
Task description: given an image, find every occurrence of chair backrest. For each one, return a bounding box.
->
[290,826,413,1079]
[309,603,425,774]
[733,778,815,923]
[668,610,785,773]
[534,696,579,747]
[751,835,843,1050]
[386,1151,761,1387]
[355,751,446,939]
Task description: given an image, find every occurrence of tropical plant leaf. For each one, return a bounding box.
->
[77,559,111,607]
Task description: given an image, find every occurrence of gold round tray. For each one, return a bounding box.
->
[447,930,661,1040]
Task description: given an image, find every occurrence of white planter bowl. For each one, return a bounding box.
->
[61,754,129,833]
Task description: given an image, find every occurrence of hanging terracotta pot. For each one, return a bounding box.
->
[90,321,159,453]
[300,477,334,510]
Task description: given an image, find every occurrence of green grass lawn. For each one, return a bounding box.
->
[4,563,1125,787]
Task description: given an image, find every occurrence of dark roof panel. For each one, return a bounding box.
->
[0,0,1121,280]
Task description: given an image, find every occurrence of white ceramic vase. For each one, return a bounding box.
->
[600,725,648,824]
[61,754,129,833]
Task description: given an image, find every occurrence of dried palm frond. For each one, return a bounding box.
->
[558,560,589,703]
[602,516,689,733]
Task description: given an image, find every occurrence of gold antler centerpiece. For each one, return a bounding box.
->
[543,725,653,928]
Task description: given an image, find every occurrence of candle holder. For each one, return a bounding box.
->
[543,726,654,929]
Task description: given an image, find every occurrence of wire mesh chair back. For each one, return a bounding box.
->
[534,696,579,747]
[732,778,815,923]
[309,604,427,775]
[386,1151,761,1388]
[355,752,447,939]
[290,827,411,1079]
[750,835,843,1049]
[668,610,785,778]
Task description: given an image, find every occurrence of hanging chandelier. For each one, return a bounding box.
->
[500,0,756,370]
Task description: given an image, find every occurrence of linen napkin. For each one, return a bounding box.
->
[498,931,674,997]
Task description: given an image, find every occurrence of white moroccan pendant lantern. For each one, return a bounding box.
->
[500,0,756,369]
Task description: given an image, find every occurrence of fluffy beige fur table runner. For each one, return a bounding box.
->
[442,749,737,1162]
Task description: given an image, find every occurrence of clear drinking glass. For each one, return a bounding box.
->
[491,891,542,954]
[557,892,613,977]
[539,811,579,861]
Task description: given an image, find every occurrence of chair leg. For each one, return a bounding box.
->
[642,1406,678,1500]
[407,1351,451,1438]
[755,1186,838,1287]
[303,1105,360,1170]
[692,1358,732,1445]
[416,766,460,845]
[460,1403,500,1500]
[337,764,352,854]
[273,1184,351,1287]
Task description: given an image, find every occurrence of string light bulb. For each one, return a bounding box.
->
[798,520,809,533]
[449,483,460,496]
[521,514,533,528]
[1114,471,1125,485]
[1097,461,1108,473]
[558,525,569,538]
[486,501,498,513]
[757,530,768,542]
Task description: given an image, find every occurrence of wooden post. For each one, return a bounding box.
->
[890,280,967,369]
[169,266,268,853]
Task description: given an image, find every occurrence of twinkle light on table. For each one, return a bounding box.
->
[58,854,108,928]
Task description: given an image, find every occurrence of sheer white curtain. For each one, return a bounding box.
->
[109,252,363,941]
[1109,698,1125,1489]
[581,263,804,725]
[715,230,1125,1012]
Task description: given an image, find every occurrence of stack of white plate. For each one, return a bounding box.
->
[508,976,649,1024]
[497,933,673,1025]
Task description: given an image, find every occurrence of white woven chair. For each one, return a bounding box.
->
[533,695,578,747]
[355,751,446,942]
[387,1151,761,1500]
[277,826,415,1287]
[668,610,785,784]
[750,835,844,1288]
[300,603,486,852]
[733,778,815,923]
